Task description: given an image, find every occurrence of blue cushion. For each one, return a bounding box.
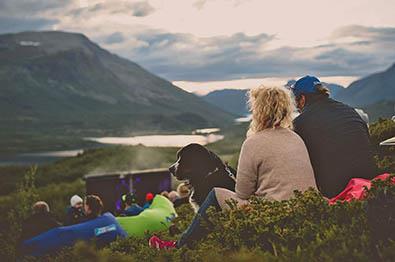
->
[22,212,127,256]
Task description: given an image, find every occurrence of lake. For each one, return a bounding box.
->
[0,129,223,166]
[0,150,84,166]
[85,133,223,147]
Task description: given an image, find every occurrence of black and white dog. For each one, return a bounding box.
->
[169,143,236,212]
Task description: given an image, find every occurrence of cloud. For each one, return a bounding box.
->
[0,0,65,33]
[0,0,394,82]
[131,1,155,17]
[104,32,125,45]
[66,1,155,19]
[108,31,277,81]
[193,0,249,10]
[194,0,208,9]
[0,17,58,34]
[0,0,68,16]
[332,25,395,42]
[100,25,395,81]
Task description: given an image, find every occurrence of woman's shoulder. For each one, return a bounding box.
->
[249,127,296,139]
[246,128,304,146]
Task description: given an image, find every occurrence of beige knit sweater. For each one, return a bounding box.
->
[215,127,317,209]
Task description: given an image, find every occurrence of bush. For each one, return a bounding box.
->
[369,118,395,173]
[0,168,85,261]
[0,166,39,261]
[36,176,395,262]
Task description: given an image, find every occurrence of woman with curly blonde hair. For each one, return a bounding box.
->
[214,85,317,205]
[248,85,295,133]
[149,85,317,250]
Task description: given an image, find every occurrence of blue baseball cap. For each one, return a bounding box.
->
[291,75,322,97]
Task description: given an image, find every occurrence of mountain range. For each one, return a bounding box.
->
[338,64,395,107]
[0,31,234,153]
[1,31,394,153]
[203,66,395,120]
[203,89,249,116]
[202,81,346,117]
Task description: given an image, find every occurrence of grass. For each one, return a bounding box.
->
[0,119,394,261]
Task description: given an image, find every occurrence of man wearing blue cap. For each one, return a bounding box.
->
[290,76,377,198]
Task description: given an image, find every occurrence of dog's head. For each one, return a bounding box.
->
[169,143,221,181]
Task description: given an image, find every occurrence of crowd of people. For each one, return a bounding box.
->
[20,195,103,243]
[149,75,378,249]
[20,182,191,246]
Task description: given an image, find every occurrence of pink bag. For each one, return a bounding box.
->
[328,173,394,205]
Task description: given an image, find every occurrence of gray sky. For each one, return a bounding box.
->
[1,0,395,94]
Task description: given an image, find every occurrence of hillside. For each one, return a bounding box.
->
[337,64,395,107]
[363,101,395,121]
[202,89,249,116]
[0,31,234,153]
[203,80,344,117]
[204,72,395,121]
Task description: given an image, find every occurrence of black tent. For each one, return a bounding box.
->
[84,168,171,214]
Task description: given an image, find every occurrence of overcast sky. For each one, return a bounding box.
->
[1,0,395,94]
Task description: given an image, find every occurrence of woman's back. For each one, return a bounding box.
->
[236,127,317,201]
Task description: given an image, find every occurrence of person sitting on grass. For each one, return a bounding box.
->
[290,76,377,198]
[65,195,86,225]
[149,85,317,249]
[20,201,62,242]
[121,193,144,216]
[161,183,191,207]
[84,195,103,221]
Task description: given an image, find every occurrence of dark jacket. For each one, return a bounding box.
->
[293,97,377,198]
[123,204,144,216]
[65,206,86,225]
[20,212,62,242]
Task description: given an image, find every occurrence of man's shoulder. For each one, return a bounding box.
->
[293,112,310,132]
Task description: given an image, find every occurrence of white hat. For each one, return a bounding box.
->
[70,195,83,207]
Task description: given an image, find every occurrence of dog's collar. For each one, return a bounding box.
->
[189,166,235,186]
[189,167,219,185]
[225,166,236,181]
[205,167,219,178]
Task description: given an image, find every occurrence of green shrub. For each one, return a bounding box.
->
[369,118,395,173]
[40,176,395,262]
[0,166,39,261]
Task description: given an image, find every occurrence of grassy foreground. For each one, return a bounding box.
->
[7,175,395,261]
[0,120,394,260]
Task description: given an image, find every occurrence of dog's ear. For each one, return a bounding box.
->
[208,150,226,169]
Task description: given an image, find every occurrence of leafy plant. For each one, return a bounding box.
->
[39,176,395,262]
[369,118,395,173]
[0,166,39,261]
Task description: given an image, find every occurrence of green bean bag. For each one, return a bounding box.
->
[116,195,177,237]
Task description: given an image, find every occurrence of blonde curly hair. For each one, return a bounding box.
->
[247,85,295,134]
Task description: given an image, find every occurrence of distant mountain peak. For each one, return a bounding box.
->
[337,62,395,108]
[0,31,234,152]
[387,62,395,71]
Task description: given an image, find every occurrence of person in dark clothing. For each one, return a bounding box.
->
[20,201,62,242]
[121,193,144,216]
[65,195,86,225]
[290,75,377,198]
[84,195,103,221]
